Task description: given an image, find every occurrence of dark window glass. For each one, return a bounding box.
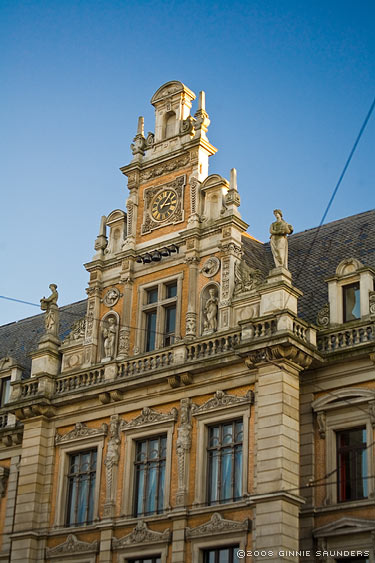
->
[337,427,367,502]
[207,420,243,505]
[147,287,158,304]
[166,283,177,299]
[66,449,97,526]
[134,435,167,516]
[0,378,10,406]
[164,305,176,346]
[343,282,360,322]
[128,558,161,563]
[145,311,157,352]
[203,546,240,563]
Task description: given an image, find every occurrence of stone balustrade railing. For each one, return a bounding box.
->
[20,380,39,399]
[118,351,173,378]
[54,368,105,394]
[186,331,241,361]
[317,320,374,353]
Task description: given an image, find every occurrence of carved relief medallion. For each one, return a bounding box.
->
[103,288,120,308]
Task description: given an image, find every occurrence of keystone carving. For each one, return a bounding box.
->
[186,512,250,539]
[55,422,108,444]
[46,534,99,557]
[192,390,253,415]
[112,521,171,549]
[120,407,178,430]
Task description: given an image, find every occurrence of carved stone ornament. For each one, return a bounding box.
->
[103,287,120,307]
[63,318,86,344]
[233,259,263,295]
[176,398,192,506]
[140,155,189,182]
[316,303,330,327]
[192,390,254,415]
[245,344,312,369]
[142,175,185,234]
[185,312,197,337]
[317,412,326,439]
[0,467,9,497]
[202,285,219,334]
[40,283,59,338]
[46,534,99,558]
[118,327,130,356]
[112,521,171,549]
[369,291,375,316]
[55,422,108,444]
[186,512,250,539]
[201,257,220,278]
[369,401,375,428]
[120,406,178,430]
[104,414,121,516]
[269,209,293,269]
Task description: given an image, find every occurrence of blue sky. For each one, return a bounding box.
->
[1,0,374,325]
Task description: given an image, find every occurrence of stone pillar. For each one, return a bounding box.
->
[118,261,134,359]
[219,241,242,330]
[11,417,55,562]
[171,517,188,562]
[253,359,304,562]
[99,527,113,563]
[83,285,101,366]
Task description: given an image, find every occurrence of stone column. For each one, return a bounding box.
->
[250,349,310,562]
[11,416,55,562]
[118,260,134,359]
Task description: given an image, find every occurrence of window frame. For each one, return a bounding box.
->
[312,390,375,506]
[202,545,240,563]
[136,274,183,353]
[336,426,368,503]
[133,434,167,517]
[54,434,105,528]
[193,398,250,507]
[120,547,167,563]
[191,537,246,563]
[121,421,175,518]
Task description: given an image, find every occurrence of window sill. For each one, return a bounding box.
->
[312,497,375,514]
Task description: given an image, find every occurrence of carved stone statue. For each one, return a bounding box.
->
[40,284,59,337]
[203,287,218,333]
[269,209,293,269]
[101,316,117,360]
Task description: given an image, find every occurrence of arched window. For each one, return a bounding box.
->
[164,111,176,139]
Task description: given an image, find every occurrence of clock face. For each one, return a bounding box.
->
[151,189,178,222]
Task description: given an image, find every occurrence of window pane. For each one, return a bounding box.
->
[134,435,167,516]
[146,311,157,352]
[203,547,240,563]
[343,282,360,322]
[166,283,177,298]
[1,378,11,406]
[147,288,158,304]
[164,305,176,346]
[66,449,96,526]
[337,427,367,502]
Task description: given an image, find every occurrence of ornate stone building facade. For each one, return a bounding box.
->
[0,81,374,562]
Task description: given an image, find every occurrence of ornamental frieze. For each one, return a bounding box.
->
[140,155,190,182]
[112,521,171,549]
[120,406,178,430]
[55,422,108,444]
[191,390,253,415]
[185,512,250,539]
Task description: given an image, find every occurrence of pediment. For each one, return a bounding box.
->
[151,81,195,104]
[201,174,229,191]
[314,517,375,537]
[106,209,126,225]
[312,387,375,412]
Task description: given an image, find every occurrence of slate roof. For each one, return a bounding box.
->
[242,209,375,323]
[0,300,87,375]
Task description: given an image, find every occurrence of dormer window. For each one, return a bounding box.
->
[343,282,360,322]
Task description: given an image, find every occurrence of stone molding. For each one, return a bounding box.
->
[46,534,99,558]
[120,406,178,430]
[312,388,375,412]
[192,390,253,416]
[140,155,190,182]
[313,517,375,538]
[112,521,171,549]
[55,422,108,445]
[185,512,250,539]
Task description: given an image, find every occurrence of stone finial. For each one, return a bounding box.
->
[269,209,293,269]
[225,168,240,212]
[94,215,108,259]
[40,284,59,338]
[194,91,210,136]
[230,168,237,191]
[131,116,146,157]
[137,116,144,136]
[198,90,206,111]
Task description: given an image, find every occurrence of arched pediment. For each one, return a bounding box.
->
[314,517,375,537]
[336,257,363,276]
[201,174,229,191]
[312,387,375,412]
[151,81,195,105]
[106,209,126,225]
